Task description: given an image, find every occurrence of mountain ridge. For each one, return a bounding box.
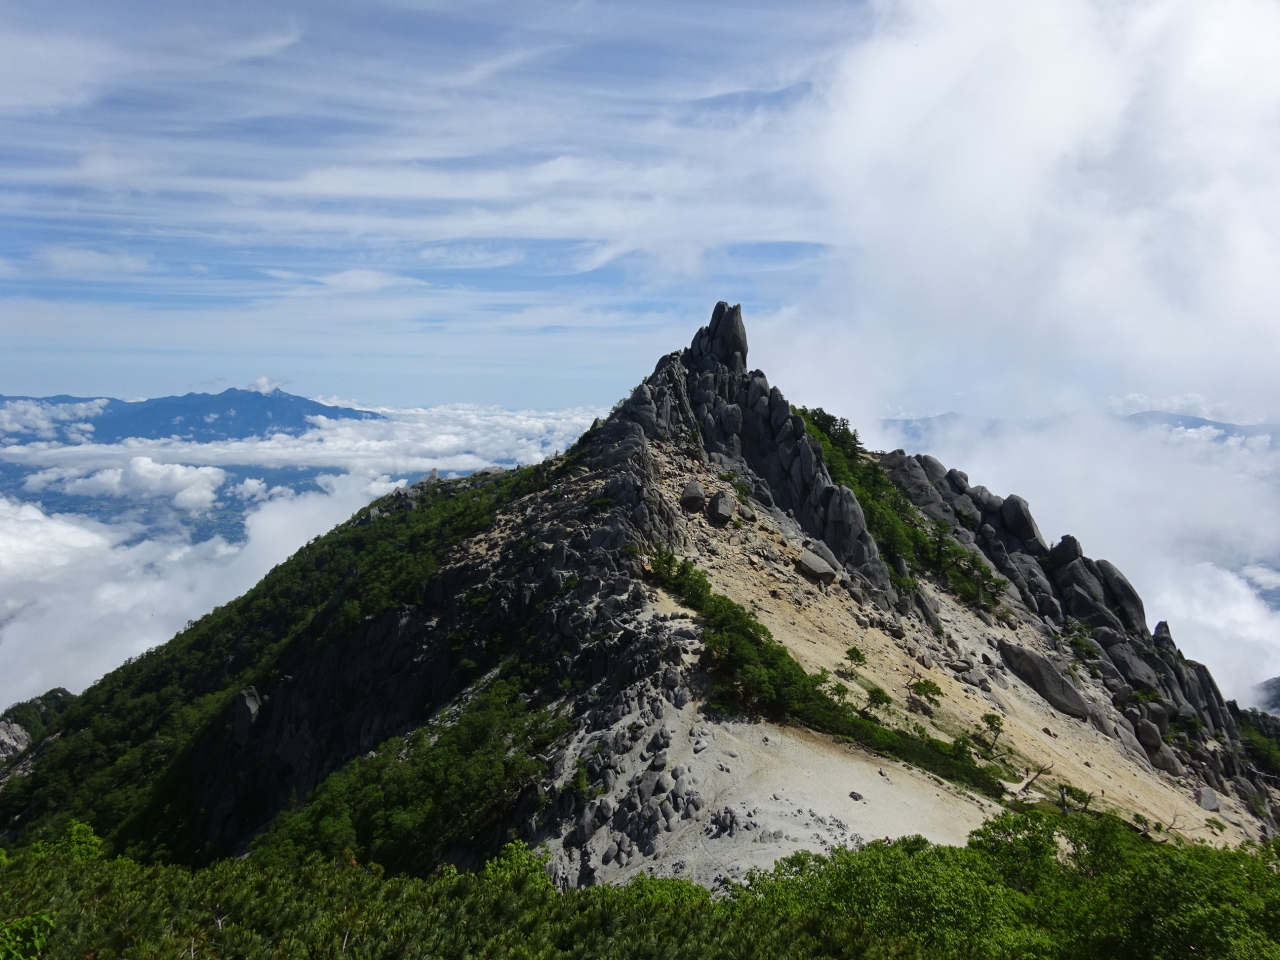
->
[2,302,1277,887]
[0,387,380,444]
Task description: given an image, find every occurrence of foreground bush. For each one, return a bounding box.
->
[4,811,1280,959]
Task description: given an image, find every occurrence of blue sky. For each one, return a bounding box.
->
[5,0,1280,707]
[4,0,1279,420]
[0,1,856,407]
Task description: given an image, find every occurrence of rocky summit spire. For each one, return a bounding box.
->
[690,301,749,372]
[615,301,892,594]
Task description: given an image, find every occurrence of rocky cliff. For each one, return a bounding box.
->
[2,303,1275,884]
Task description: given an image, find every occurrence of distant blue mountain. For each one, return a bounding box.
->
[0,388,380,443]
[881,411,1279,450]
[1121,411,1280,439]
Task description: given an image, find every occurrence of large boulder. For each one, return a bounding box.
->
[680,481,706,512]
[1150,742,1185,777]
[883,454,943,507]
[706,490,736,525]
[1116,724,1155,771]
[821,486,869,565]
[797,549,837,585]
[998,642,1091,719]
[1001,495,1049,555]
[1107,642,1162,692]
[1095,559,1149,636]
[1197,786,1220,811]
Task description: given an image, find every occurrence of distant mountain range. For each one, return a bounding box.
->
[0,387,380,444]
[883,411,1280,449]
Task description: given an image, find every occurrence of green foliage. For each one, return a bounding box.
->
[865,686,892,710]
[844,645,867,667]
[795,407,1004,608]
[649,547,1003,798]
[0,689,75,755]
[911,679,943,707]
[251,671,567,877]
[5,809,1280,959]
[26,819,103,863]
[0,466,554,860]
[981,712,1005,750]
[0,914,54,960]
[1237,712,1280,779]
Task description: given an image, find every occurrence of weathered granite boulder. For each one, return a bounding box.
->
[680,481,706,512]
[706,490,735,525]
[797,549,837,585]
[1096,559,1149,636]
[998,641,1090,719]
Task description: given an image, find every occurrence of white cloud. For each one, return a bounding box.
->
[41,247,151,276]
[60,457,226,512]
[0,398,108,439]
[315,270,424,294]
[419,244,525,269]
[0,30,121,114]
[0,474,385,708]
[0,403,601,479]
[1107,393,1272,424]
[0,403,599,708]
[1243,565,1280,591]
[247,375,288,395]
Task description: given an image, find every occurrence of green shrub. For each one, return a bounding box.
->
[251,670,567,877]
[649,547,1003,798]
[795,407,1005,608]
[0,465,556,861]
[4,810,1280,959]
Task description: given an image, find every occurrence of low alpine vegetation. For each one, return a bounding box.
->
[648,547,1004,798]
[4,810,1280,959]
[795,406,1005,607]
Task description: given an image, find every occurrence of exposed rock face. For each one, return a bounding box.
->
[617,301,891,594]
[880,444,1261,803]
[797,549,837,585]
[26,300,1273,876]
[0,721,29,761]
[998,642,1089,719]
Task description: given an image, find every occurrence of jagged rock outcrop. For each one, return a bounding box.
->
[618,303,890,595]
[880,447,1266,810]
[0,720,29,761]
[13,301,1274,876]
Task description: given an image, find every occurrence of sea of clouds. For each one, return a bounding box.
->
[0,403,599,708]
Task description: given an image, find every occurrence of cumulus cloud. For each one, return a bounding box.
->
[0,474,393,708]
[0,398,107,440]
[0,403,599,708]
[59,457,227,512]
[0,403,600,480]
[246,375,289,395]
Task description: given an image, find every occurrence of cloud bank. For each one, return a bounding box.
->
[0,404,598,709]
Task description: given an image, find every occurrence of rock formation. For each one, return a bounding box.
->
[4,302,1275,881]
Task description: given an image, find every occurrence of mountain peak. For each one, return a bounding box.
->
[692,300,749,371]
[3,301,1276,894]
